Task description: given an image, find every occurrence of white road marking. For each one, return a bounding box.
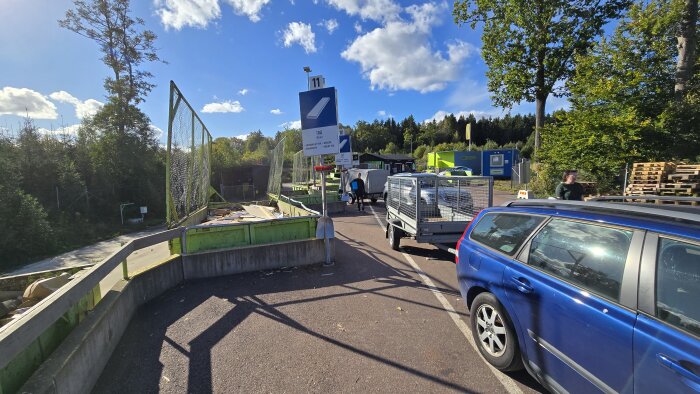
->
[369,205,524,394]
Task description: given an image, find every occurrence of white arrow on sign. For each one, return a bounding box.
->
[307,97,330,119]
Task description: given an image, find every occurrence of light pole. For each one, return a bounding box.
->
[303,66,311,91]
[304,66,317,187]
[303,66,333,267]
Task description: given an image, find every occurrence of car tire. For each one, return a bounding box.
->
[371,198,378,203]
[470,292,523,372]
[388,224,402,250]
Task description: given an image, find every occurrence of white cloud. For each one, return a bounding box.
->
[282,22,317,53]
[49,91,104,119]
[319,19,339,34]
[377,110,386,116]
[0,87,57,119]
[270,108,283,115]
[279,120,301,129]
[225,0,270,22]
[202,100,245,113]
[38,124,81,138]
[447,79,490,109]
[424,110,497,124]
[341,3,476,93]
[238,88,249,95]
[155,0,221,30]
[149,125,165,140]
[354,22,363,33]
[234,133,249,140]
[327,0,400,23]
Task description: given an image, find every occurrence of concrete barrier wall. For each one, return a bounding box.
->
[18,237,333,393]
[19,256,184,394]
[183,239,333,280]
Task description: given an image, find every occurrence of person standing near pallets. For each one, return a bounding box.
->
[556,170,584,200]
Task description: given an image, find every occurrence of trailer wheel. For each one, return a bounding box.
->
[388,224,402,250]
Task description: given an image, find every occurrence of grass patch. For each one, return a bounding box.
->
[493,180,520,194]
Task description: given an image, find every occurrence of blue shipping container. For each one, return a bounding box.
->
[481,149,519,178]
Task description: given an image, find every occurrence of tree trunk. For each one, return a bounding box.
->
[535,94,546,151]
[675,0,698,97]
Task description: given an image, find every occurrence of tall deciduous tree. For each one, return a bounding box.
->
[674,0,698,96]
[539,0,699,192]
[59,0,162,108]
[453,0,630,150]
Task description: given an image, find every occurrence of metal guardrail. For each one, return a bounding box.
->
[276,194,321,215]
[0,228,183,371]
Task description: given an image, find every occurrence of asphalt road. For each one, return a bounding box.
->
[94,196,545,393]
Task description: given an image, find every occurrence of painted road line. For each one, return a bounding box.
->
[369,205,524,394]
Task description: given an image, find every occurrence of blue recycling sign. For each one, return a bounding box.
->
[338,135,351,153]
[299,87,340,156]
[299,87,338,130]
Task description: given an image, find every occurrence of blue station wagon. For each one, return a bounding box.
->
[455,200,700,393]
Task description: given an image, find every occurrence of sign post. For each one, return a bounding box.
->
[466,123,472,151]
[299,83,338,267]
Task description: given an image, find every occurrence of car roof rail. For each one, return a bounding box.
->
[502,199,700,225]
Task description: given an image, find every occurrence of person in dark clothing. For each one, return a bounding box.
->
[555,170,584,200]
[350,174,366,211]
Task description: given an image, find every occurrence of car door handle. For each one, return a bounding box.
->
[510,276,534,293]
[657,353,700,386]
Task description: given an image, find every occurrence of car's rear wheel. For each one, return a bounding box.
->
[470,292,523,371]
[371,198,377,203]
[388,224,402,250]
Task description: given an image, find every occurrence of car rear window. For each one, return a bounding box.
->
[656,238,700,337]
[470,213,544,255]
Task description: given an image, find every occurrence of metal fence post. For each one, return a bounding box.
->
[180,228,188,255]
[121,258,129,280]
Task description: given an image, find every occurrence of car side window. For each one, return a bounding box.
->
[528,219,633,302]
[656,238,700,337]
[470,213,544,256]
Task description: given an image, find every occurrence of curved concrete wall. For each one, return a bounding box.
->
[19,238,332,394]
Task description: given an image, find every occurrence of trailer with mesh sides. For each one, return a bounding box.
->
[385,174,493,251]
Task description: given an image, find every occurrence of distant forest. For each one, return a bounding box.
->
[211,112,539,182]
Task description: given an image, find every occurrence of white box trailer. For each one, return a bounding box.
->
[344,168,389,203]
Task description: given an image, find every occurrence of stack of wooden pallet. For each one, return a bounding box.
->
[660,164,700,197]
[625,162,675,196]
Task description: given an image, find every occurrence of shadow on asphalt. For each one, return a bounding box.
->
[94,237,481,393]
[94,211,544,394]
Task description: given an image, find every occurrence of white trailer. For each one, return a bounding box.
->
[344,168,389,203]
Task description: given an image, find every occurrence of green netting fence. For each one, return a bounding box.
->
[267,137,285,198]
[166,81,213,228]
[292,150,312,187]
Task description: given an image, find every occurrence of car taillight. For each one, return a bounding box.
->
[455,210,481,265]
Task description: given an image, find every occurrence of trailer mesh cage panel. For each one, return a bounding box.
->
[387,176,492,223]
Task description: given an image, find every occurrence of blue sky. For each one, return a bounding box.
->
[0,0,565,143]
